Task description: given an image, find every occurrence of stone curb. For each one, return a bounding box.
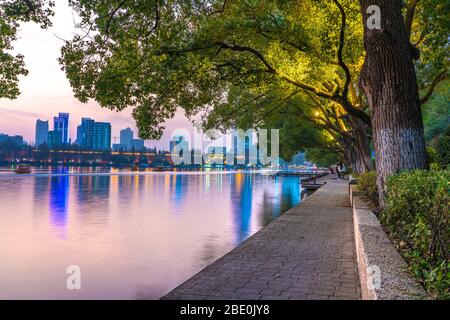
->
[350,191,427,300]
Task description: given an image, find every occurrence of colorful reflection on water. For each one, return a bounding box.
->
[0,169,304,299]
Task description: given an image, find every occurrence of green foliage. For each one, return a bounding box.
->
[435,126,450,169]
[304,147,338,167]
[60,0,367,140]
[422,83,450,143]
[58,0,448,169]
[427,145,438,165]
[356,171,379,209]
[0,0,54,99]
[262,109,343,163]
[381,170,450,299]
[413,0,450,86]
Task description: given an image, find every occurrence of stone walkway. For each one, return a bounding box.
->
[162,177,361,300]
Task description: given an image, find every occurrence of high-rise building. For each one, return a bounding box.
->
[112,143,127,151]
[0,133,24,145]
[53,113,69,144]
[74,118,111,150]
[131,139,145,151]
[120,128,133,150]
[92,122,111,150]
[76,125,82,146]
[76,117,94,149]
[170,136,189,156]
[47,130,62,149]
[35,119,48,147]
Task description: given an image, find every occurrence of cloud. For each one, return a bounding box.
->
[0,107,47,120]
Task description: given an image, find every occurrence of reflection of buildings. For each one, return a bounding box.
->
[49,176,69,228]
[35,119,48,147]
[170,174,186,206]
[280,177,301,212]
[33,176,50,212]
[76,175,110,204]
[230,173,253,244]
[259,176,301,226]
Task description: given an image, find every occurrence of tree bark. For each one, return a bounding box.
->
[339,121,373,175]
[359,0,428,207]
[350,116,374,174]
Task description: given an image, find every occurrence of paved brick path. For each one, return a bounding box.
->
[162,177,361,300]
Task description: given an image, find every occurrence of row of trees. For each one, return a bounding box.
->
[1,0,448,206]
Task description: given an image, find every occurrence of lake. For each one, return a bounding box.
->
[0,168,305,299]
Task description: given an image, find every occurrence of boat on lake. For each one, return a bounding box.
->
[15,164,31,174]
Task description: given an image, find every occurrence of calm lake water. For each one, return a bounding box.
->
[0,167,304,299]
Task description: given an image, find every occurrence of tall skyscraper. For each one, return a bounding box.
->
[120,128,133,150]
[47,130,62,149]
[76,125,82,146]
[92,122,111,150]
[53,113,69,144]
[76,117,94,149]
[35,119,48,147]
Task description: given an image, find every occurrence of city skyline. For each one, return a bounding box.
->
[0,1,195,151]
[3,111,262,158]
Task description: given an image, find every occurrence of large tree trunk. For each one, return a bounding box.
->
[359,0,428,207]
[339,124,373,175]
[350,116,374,174]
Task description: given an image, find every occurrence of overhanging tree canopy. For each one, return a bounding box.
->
[0,0,54,98]
[58,0,447,175]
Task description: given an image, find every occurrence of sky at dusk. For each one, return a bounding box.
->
[0,1,197,150]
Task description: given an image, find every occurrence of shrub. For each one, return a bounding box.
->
[356,171,379,209]
[381,169,450,299]
[435,127,450,169]
[427,146,438,165]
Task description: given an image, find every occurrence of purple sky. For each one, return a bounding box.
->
[0,1,196,150]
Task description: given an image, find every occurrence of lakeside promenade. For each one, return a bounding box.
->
[163,176,361,300]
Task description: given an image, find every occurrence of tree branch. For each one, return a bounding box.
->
[104,0,128,38]
[331,0,371,127]
[405,0,418,40]
[332,0,351,104]
[215,42,276,73]
[420,69,447,105]
[209,0,228,16]
[163,38,372,126]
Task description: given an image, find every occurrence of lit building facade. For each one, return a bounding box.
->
[92,122,111,151]
[48,130,63,149]
[120,128,133,150]
[35,119,48,147]
[53,113,69,144]
[76,117,94,149]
